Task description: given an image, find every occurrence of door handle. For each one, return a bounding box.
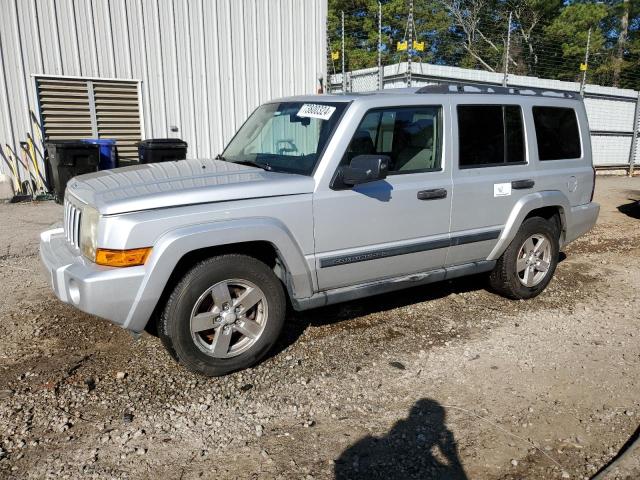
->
[417,188,447,200]
[511,179,535,189]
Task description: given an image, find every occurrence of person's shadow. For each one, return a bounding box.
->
[334,399,468,480]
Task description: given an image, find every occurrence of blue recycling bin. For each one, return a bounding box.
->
[81,139,117,170]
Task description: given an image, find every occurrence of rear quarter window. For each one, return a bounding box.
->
[532,106,581,160]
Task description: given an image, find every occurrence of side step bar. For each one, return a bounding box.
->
[292,260,496,311]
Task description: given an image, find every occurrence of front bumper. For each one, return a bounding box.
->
[39,228,146,329]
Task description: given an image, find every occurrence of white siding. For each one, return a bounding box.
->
[591,136,634,167]
[584,97,636,132]
[0,0,327,177]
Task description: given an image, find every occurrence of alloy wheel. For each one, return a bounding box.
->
[516,234,552,288]
[189,279,268,358]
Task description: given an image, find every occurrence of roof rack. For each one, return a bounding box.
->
[415,83,578,99]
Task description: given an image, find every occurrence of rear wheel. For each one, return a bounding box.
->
[489,217,559,299]
[159,254,286,376]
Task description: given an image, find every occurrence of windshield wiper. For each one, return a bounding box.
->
[230,159,272,171]
[215,154,272,171]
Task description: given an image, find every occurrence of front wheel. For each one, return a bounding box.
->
[158,254,286,376]
[489,217,559,299]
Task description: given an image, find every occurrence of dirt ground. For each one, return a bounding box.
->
[0,176,639,480]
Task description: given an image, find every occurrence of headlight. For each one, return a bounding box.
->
[80,206,99,261]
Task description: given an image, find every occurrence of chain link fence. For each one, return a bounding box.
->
[326,2,640,172]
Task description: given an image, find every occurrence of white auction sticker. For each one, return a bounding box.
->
[493,183,512,197]
[297,104,336,120]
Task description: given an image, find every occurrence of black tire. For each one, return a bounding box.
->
[158,254,286,376]
[489,216,559,300]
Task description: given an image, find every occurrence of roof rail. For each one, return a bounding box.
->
[415,83,578,99]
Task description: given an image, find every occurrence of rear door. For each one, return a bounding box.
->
[448,99,536,266]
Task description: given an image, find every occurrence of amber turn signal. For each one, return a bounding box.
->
[95,247,152,267]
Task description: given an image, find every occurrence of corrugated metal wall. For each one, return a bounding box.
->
[0,0,327,178]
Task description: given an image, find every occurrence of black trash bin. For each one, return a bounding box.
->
[46,141,100,204]
[138,138,188,164]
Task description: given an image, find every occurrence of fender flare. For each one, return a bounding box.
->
[487,191,570,261]
[122,217,313,331]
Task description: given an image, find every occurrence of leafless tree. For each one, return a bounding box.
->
[511,0,542,72]
[437,0,511,72]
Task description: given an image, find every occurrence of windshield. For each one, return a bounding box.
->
[222,101,348,175]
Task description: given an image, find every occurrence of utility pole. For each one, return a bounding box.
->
[503,11,512,87]
[580,28,591,96]
[378,1,382,90]
[326,26,332,94]
[629,91,640,176]
[341,11,346,93]
[407,0,413,87]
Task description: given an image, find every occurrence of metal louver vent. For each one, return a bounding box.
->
[36,77,143,163]
[93,80,142,162]
[37,78,93,140]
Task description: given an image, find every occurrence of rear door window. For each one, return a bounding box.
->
[457,105,525,168]
[532,106,581,160]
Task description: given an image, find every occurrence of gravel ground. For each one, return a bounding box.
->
[0,176,639,480]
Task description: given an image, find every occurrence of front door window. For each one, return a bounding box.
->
[342,106,443,174]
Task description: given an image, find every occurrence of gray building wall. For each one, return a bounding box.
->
[0,0,327,177]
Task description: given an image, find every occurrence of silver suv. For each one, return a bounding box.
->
[40,84,599,376]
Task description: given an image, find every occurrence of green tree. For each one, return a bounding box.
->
[543,2,610,82]
[610,0,640,89]
[327,0,640,90]
[327,0,453,72]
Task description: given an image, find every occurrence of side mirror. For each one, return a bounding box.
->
[341,154,390,186]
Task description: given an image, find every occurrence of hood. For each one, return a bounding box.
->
[66,158,315,215]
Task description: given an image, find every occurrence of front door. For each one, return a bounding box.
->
[313,104,452,291]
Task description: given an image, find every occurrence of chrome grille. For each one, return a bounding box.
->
[63,198,82,248]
